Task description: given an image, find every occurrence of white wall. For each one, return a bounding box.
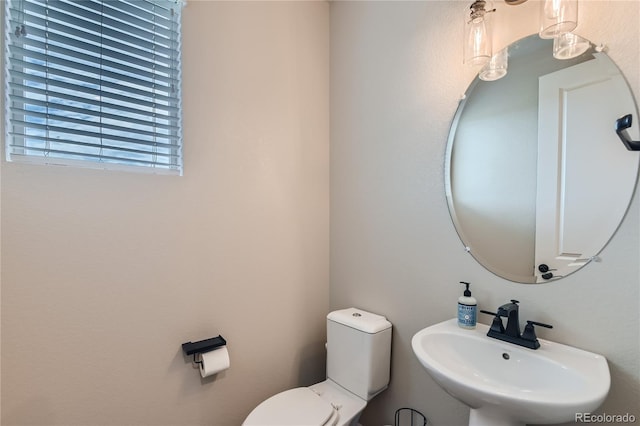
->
[331,1,639,425]
[1,2,329,425]
[2,1,638,425]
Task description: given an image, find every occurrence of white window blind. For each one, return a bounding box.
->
[4,0,183,174]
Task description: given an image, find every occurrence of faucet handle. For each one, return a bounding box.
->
[480,310,505,332]
[510,299,520,305]
[527,320,553,329]
[521,320,553,346]
[479,310,506,333]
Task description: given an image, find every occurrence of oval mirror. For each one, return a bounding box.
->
[446,34,640,284]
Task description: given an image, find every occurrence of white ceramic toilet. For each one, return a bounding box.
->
[243,307,392,426]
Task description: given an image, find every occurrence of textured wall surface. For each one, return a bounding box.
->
[330,1,639,425]
[1,2,329,425]
[1,1,638,426]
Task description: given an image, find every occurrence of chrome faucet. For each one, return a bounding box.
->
[481,301,553,350]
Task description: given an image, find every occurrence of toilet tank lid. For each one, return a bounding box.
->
[327,308,392,334]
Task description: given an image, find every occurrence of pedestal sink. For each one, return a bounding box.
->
[411,319,610,426]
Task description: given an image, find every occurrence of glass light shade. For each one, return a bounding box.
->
[539,0,578,39]
[464,14,492,66]
[479,48,508,81]
[553,32,590,59]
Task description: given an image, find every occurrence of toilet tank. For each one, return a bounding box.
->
[326,308,392,401]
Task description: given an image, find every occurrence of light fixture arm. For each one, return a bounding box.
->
[468,0,496,22]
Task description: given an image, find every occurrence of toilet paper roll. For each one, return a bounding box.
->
[200,347,230,378]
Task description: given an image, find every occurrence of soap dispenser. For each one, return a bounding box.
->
[458,281,477,329]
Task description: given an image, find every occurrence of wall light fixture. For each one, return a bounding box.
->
[464,1,496,66]
[466,0,582,82]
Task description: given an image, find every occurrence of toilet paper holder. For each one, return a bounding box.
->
[182,335,227,365]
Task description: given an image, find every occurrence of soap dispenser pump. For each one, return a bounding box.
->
[458,281,477,329]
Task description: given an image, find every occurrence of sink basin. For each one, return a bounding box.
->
[411,319,610,426]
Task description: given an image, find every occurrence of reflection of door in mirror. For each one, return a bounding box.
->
[446,34,639,284]
[535,54,639,282]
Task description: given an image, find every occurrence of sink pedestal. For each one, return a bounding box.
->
[469,408,524,426]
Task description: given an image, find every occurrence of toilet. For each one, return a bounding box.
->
[243,307,392,426]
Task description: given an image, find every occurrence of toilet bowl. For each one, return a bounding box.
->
[242,379,365,426]
[242,308,392,426]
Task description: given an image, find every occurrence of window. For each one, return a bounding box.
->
[4,0,183,174]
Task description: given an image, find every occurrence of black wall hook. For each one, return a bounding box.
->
[616,114,640,151]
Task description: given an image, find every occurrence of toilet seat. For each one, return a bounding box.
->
[243,387,339,426]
